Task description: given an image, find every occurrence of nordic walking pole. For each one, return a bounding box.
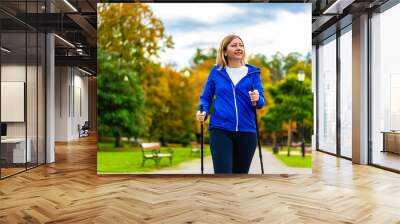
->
[200,105,204,174]
[251,85,265,174]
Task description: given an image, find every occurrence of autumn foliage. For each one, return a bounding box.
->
[97,3,312,148]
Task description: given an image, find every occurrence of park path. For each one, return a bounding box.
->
[147,148,311,174]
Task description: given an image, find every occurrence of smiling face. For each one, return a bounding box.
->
[225,37,245,62]
[216,35,247,68]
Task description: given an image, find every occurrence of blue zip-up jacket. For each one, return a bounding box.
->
[198,64,265,133]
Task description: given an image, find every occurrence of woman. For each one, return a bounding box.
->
[196,34,265,174]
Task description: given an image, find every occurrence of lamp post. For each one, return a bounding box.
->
[298,70,305,158]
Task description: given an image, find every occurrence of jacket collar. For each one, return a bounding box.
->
[244,64,261,74]
[215,64,260,79]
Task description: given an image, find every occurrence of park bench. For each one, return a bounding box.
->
[139,143,173,167]
[190,141,201,157]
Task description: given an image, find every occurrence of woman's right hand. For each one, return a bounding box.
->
[196,111,206,122]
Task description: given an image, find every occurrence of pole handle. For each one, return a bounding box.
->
[199,105,204,123]
[250,85,256,106]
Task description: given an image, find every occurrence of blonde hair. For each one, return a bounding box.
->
[216,34,247,69]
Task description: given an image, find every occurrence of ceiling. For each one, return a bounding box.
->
[0,0,97,75]
[308,0,390,44]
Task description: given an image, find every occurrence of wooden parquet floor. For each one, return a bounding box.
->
[1,135,399,224]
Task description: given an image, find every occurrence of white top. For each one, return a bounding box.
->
[226,66,248,86]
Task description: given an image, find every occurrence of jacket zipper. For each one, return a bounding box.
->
[231,69,259,131]
[231,83,239,131]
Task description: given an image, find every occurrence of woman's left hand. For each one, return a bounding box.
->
[248,89,259,104]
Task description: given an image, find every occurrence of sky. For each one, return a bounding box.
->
[147,3,312,70]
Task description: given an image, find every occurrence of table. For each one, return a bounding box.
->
[1,138,31,164]
[381,131,400,154]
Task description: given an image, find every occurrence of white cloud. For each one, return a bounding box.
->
[240,10,311,58]
[149,4,311,69]
[148,3,243,24]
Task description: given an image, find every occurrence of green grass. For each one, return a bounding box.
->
[97,142,211,173]
[264,146,312,168]
[97,142,117,148]
[274,154,312,168]
[98,142,311,172]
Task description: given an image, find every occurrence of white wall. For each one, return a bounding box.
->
[46,33,55,163]
[1,65,26,132]
[1,63,45,164]
[55,66,69,141]
[1,65,29,138]
[55,67,89,141]
[352,14,369,164]
[1,65,25,81]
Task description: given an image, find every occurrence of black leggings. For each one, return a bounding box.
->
[209,128,257,174]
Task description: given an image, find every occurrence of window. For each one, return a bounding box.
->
[318,35,337,154]
[340,27,352,158]
[371,3,400,171]
[0,1,46,179]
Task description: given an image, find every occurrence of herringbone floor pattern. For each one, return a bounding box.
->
[1,135,400,223]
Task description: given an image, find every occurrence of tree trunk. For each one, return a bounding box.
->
[115,135,122,148]
[287,119,292,157]
[272,132,279,154]
[160,137,166,147]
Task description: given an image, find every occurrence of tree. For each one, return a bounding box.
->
[261,105,283,153]
[283,52,301,74]
[267,73,313,156]
[187,56,216,142]
[146,66,195,146]
[265,52,303,83]
[265,52,284,83]
[288,61,312,80]
[247,54,272,142]
[191,48,217,66]
[97,3,174,144]
[97,49,144,147]
[191,48,209,65]
[305,52,311,65]
[98,3,173,68]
